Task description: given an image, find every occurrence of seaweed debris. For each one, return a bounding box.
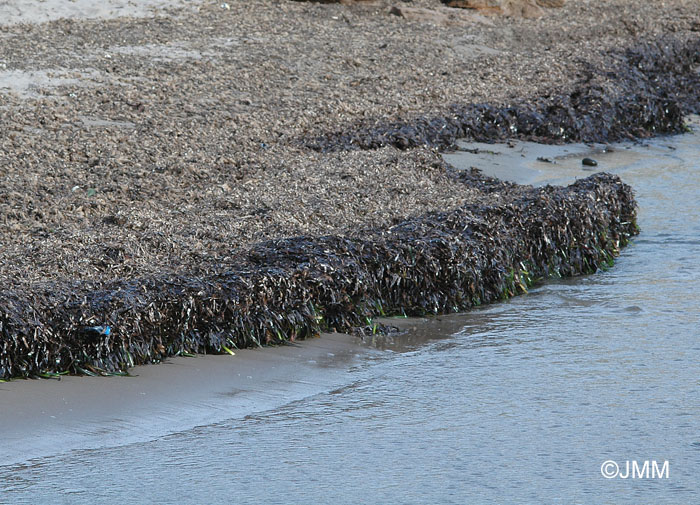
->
[0,172,637,379]
[307,37,700,151]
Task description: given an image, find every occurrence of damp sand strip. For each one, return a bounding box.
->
[0,171,637,380]
[0,331,373,465]
[0,313,477,467]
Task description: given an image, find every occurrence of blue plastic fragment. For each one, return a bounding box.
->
[87,325,111,336]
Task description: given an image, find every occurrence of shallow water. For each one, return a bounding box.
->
[1,128,699,503]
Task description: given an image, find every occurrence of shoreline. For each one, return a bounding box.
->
[0,313,472,467]
[1,0,698,378]
[0,332,375,466]
[0,170,637,379]
[0,128,687,469]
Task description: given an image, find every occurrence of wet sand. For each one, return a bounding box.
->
[443,140,644,186]
[1,332,374,465]
[444,115,700,186]
[0,311,469,467]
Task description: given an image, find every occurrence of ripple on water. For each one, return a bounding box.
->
[1,129,699,504]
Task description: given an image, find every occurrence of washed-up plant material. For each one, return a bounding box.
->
[308,37,700,151]
[0,171,637,379]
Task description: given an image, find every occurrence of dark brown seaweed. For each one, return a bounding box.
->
[307,37,700,152]
[0,171,637,379]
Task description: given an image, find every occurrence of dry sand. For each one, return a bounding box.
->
[0,0,202,26]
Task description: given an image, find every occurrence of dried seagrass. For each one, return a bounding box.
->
[0,171,637,379]
[308,37,700,152]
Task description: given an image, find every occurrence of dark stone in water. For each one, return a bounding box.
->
[582,157,598,166]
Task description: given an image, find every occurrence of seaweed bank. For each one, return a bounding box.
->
[0,0,698,378]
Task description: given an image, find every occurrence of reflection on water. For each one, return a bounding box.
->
[1,128,699,504]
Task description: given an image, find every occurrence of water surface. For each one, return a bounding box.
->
[1,128,699,504]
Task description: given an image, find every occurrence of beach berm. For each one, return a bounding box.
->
[0,0,698,378]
